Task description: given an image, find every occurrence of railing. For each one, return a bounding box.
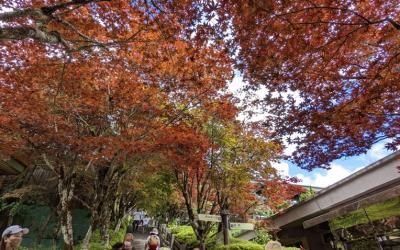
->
[158,223,187,250]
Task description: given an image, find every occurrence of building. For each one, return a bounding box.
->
[269,151,400,250]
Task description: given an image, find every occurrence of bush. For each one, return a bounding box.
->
[251,229,272,245]
[215,241,264,250]
[169,225,199,248]
[212,239,300,250]
[168,225,299,250]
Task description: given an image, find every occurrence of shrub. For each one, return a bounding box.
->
[251,229,272,245]
[214,241,264,250]
[168,225,299,250]
[169,225,199,248]
[212,239,300,250]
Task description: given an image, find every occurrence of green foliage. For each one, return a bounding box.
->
[298,187,315,202]
[348,239,380,250]
[17,247,56,250]
[169,225,199,248]
[168,225,298,250]
[136,171,182,219]
[213,239,300,250]
[214,241,264,250]
[330,196,400,230]
[253,209,275,219]
[0,199,29,217]
[251,229,272,245]
[73,217,131,250]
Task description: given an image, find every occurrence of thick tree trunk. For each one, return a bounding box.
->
[60,198,74,250]
[99,203,112,246]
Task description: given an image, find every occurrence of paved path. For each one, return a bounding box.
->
[132,232,146,250]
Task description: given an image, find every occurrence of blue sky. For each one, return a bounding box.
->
[273,140,393,188]
[229,75,396,188]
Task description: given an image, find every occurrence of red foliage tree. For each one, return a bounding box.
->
[220,0,400,169]
[0,1,234,248]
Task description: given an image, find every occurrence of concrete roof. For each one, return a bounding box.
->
[270,150,400,228]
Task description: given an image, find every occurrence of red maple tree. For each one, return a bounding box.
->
[218,0,400,169]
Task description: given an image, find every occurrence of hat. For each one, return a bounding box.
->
[265,240,282,250]
[2,225,29,238]
[149,228,158,235]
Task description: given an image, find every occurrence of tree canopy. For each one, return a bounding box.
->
[2,0,398,170]
[221,0,400,169]
[1,0,398,249]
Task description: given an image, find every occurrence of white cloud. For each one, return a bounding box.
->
[271,161,289,177]
[292,141,394,188]
[368,142,389,160]
[296,164,363,188]
[348,140,393,165]
[228,75,244,95]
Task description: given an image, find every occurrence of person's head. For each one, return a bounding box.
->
[149,228,158,235]
[265,240,282,250]
[148,235,159,250]
[1,225,29,250]
[123,240,132,250]
[112,242,124,250]
[124,233,134,242]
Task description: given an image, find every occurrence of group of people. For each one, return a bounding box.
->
[132,210,151,233]
[0,223,289,250]
[0,223,160,250]
[112,227,161,250]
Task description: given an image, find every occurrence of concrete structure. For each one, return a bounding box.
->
[269,151,400,249]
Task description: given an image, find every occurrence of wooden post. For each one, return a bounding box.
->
[221,209,230,245]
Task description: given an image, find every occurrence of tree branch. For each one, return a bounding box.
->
[0,0,110,21]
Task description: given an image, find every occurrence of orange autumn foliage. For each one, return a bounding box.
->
[218,0,400,169]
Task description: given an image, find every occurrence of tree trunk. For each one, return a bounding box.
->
[80,225,92,250]
[114,218,123,234]
[114,209,129,234]
[200,237,206,250]
[59,166,75,250]
[99,203,112,246]
[60,197,74,250]
[7,214,13,226]
[100,223,110,246]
